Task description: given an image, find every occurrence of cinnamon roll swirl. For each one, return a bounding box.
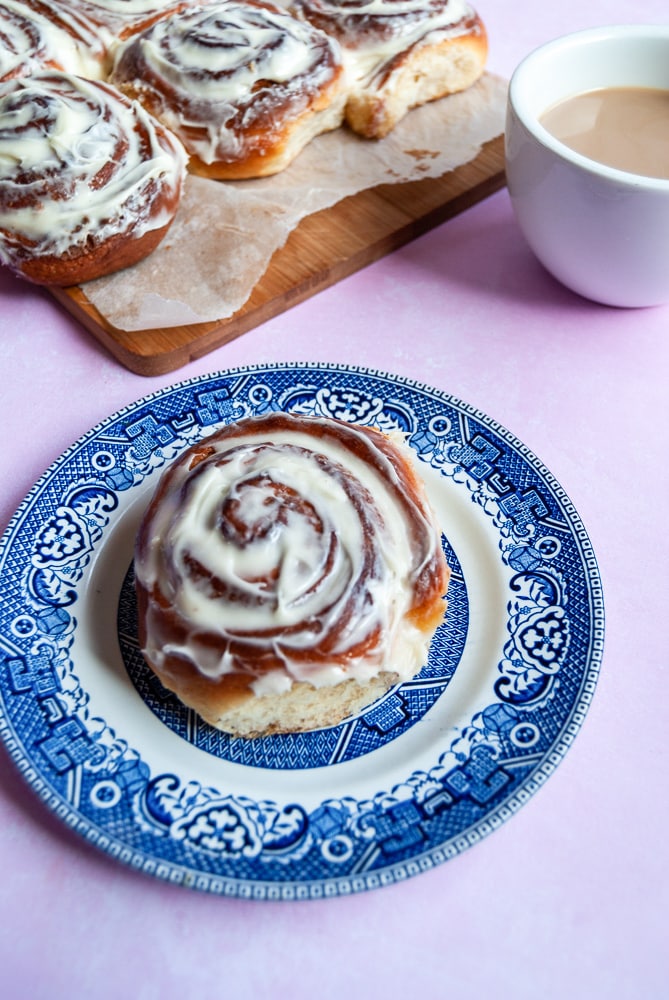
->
[134,412,450,737]
[0,72,187,286]
[0,1,107,81]
[110,0,347,179]
[292,0,488,137]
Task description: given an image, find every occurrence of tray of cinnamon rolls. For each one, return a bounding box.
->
[0,1,502,370]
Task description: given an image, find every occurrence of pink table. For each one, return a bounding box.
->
[1,2,667,997]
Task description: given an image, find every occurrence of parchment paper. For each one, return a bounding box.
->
[84,72,508,331]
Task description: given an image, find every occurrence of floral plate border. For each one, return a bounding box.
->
[0,364,604,899]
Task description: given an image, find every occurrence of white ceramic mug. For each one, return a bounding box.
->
[505,24,669,308]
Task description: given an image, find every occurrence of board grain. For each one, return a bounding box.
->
[51,133,504,377]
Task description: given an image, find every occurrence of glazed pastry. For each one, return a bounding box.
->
[51,0,196,40]
[134,412,450,737]
[0,72,187,286]
[291,0,488,138]
[0,0,107,81]
[111,0,347,179]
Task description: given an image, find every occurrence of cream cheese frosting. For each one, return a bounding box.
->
[135,416,447,692]
[0,72,187,267]
[292,0,478,83]
[0,0,107,81]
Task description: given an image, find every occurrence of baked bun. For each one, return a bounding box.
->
[111,0,347,179]
[134,412,450,737]
[292,0,488,138]
[0,0,108,81]
[0,71,187,286]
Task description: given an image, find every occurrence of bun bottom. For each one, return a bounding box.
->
[345,31,487,139]
[14,218,176,287]
[136,586,445,739]
[171,669,401,738]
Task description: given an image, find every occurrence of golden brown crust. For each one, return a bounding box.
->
[16,218,175,286]
[183,79,346,180]
[117,70,346,181]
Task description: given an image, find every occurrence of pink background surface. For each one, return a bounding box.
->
[1,2,668,997]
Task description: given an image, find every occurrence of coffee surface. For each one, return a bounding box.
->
[540,86,669,179]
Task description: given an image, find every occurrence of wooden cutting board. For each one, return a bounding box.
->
[50,133,504,377]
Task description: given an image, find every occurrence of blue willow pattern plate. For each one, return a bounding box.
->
[0,364,604,899]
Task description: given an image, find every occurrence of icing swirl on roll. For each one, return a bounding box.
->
[0,71,187,284]
[111,0,346,177]
[135,413,449,695]
[0,0,107,80]
[292,0,478,58]
[53,0,196,39]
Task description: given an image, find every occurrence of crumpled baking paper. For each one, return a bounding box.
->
[83,72,507,331]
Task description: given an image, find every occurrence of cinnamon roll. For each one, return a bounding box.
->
[291,0,488,138]
[0,1,107,81]
[0,72,187,286]
[134,412,450,737]
[110,0,347,179]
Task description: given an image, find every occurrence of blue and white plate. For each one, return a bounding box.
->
[0,364,604,899]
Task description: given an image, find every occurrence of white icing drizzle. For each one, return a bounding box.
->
[294,0,472,33]
[294,0,477,85]
[135,418,445,691]
[85,0,176,11]
[305,0,471,18]
[111,2,343,164]
[59,0,183,32]
[0,72,187,263]
[0,0,106,80]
